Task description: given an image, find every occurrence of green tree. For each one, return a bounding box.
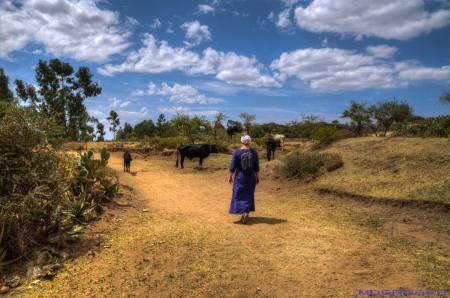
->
[107,110,120,140]
[96,122,106,141]
[134,119,156,138]
[156,113,168,137]
[14,59,101,140]
[341,101,372,136]
[117,122,134,140]
[0,68,14,102]
[171,114,211,143]
[369,100,413,136]
[239,113,255,134]
[213,112,226,140]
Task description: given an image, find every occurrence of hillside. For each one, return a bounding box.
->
[315,137,450,204]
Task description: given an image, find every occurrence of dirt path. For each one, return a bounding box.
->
[18,153,449,297]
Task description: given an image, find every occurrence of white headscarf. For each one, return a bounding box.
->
[240,134,251,145]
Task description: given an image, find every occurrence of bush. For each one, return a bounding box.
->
[323,153,344,171]
[311,126,342,149]
[0,107,67,258]
[278,151,343,180]
[0,107,119,261]
[394,115,450,138]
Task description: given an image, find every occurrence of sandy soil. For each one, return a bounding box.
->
[15,152,450,298]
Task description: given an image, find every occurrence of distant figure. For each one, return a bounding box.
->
[123,150,132,173]
[228,135,260,224]
[266,133,277,161]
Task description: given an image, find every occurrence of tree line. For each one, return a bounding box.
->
[1,59,449,144]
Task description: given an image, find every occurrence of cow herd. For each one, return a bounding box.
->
[174,134,285,169]
[123,134,285,171]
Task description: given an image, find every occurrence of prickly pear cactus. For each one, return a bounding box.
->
[100,148,110,164]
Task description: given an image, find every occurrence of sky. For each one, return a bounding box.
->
[0,0,449,138]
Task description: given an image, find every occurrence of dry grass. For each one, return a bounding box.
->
[315,137,450,203]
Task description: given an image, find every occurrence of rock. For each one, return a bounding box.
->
[142,209,149,212]
[0,286,10,294]
[6,275,20,288]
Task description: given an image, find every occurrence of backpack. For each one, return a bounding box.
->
[240,149,253,176]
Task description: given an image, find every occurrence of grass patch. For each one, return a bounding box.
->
[277,151,343,180]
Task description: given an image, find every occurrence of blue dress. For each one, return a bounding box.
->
[229,148,260,214]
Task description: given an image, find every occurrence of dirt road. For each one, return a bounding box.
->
[19,153,449,297]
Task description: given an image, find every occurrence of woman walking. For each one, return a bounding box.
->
[228,135,260,224]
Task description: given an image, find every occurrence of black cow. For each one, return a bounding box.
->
[226,120,243,140]
[266,138,281,161]
[123,150,132,173]
[176,144,219,169]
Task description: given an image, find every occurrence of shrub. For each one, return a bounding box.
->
[0,107,67,258]
[311,126,342,149]
[0,107,119,261]
[323,153,344,171]
[278,151,343,180]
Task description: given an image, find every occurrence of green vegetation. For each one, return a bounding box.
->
[311,126,342,149]
[14,59,101,141]
[277,151,343,180]
[0,63,119,264]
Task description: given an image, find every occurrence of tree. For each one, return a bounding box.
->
[96,122,106,141]
[156,113,168,137]
[239,113,255,134]
[171,114,211,143]
[134,119,156,138]
[117,122,134,140]
[213,112,226,140]
[107,110,120,140]
[369,100,413,136]
[440,92,450,103]
[0,68,13,102]
[341,101,372,136]
[14,59,101,140]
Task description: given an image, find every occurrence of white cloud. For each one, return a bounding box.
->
[395,61,449,82]
[118,107,149,120]
[131,90,145,97]
[276,8,292,28]
[150,18,162,29]
[198,4,215,14]
[98,34,200,75]
[158,106,219,117]
[109,97,131,108]
[166,21,174,34]
[271,47,448,91]
[98,34,279,88]
[294,0,449,40]
[189,47,280,87]
[148,82,223,104]
[267,11,275,21]
[181,21,212,47]
[0,0,130,61]
[366,45,398,59]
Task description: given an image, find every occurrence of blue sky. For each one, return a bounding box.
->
[1,0,449,137]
